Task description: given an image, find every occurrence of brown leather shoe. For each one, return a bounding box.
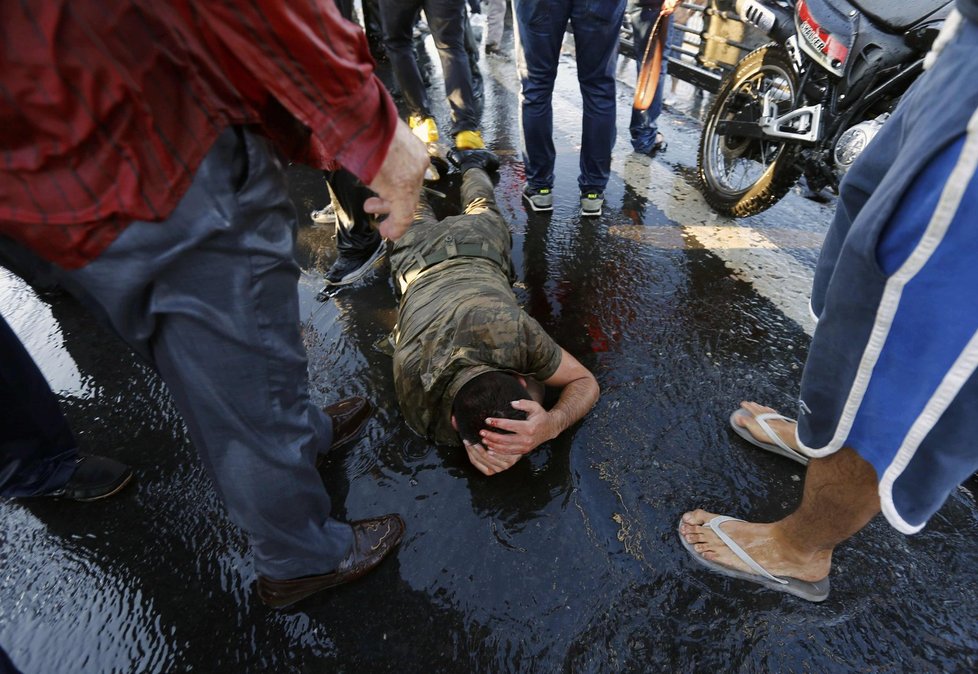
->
[317,396,374,467]
[257,514,406,608]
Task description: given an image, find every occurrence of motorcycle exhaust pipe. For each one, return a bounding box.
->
[735,0,794,43]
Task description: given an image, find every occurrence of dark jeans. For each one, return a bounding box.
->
[335,0,384,46]
[0,313,78,498]
[513,0,626,192]
[379,0,479,135]
[324,168,382,257]
[627,1,669,152]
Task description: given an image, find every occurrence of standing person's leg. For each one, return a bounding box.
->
[679,446,878,596]
[462,6,486,119]
[361,0,387,59]
[679,21,978,597]
[333,0,354,20]
[570,0,626,196]
[57,128,400,587]
[484,0,506,51]
[380,0,435,134]
[513,0,571,202]
[0,312,133,500]
[323,169,385,287]
[424,0,482,140]
[628,1,668,155]
[0,314,78,497]
[680,128,978,595]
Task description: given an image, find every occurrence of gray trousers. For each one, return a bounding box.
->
[44,128,353,579]
[484,0,506,47]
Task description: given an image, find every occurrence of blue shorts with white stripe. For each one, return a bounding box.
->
[797,16,978,534]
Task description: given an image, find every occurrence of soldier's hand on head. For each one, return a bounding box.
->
[480,399,557,456]
[463,439,520,476]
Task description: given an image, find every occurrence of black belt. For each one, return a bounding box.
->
[397,235,509,291]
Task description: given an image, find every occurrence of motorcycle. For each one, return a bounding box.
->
[697,0,952,217]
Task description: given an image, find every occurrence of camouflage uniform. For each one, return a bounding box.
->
[391,168,562,446]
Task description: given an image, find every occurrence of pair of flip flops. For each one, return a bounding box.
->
[677,407,828,602]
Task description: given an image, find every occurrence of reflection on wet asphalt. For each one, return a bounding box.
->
[3,27,978,674]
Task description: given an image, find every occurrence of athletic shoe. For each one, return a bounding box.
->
[522,186,554,212]
[454,129,485,150]
[310,203,337,225]
[580,191,604,217]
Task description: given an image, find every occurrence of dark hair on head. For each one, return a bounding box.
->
[452,371,531,445]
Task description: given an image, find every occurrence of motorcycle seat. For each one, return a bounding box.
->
[848,0,952,33]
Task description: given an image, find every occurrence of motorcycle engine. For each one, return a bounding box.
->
[834,114,890,173]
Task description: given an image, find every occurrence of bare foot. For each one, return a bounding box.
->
[679,509,831,582]
[734,401,800,451]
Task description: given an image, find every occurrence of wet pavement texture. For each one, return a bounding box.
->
[4,23,978,674]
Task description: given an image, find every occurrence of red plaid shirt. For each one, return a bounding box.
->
[0,0,397,268]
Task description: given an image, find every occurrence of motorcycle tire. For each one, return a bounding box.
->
[697,45,805,218]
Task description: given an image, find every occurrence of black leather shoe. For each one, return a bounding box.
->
[447,148,500,174]
[317,396,374,467]
[323,241,385,287]
[47,455,134,502]
[257,514,406,608]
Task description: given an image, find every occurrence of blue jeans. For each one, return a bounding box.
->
[514,0,626,193]
[5,127,353,580]
[627,1,670,153]
[0,313,78,498]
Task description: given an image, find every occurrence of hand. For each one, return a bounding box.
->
[365,119,428,240]
[480,399,557,456]
[463,440,521,476]
[662,0,681,16]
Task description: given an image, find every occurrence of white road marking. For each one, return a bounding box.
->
[483,42,822,335]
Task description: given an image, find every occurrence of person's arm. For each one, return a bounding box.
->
[194,0,426,239]
[479,348,599,456]
[363,121,429,240]
[662,0,681,16]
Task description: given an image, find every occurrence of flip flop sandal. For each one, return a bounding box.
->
[729,408,809,466]
[678,515,830,602]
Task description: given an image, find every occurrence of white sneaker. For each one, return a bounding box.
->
[580,191,604,217]
[311,204,337,225]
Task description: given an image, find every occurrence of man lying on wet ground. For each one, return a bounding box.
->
[388,149,600,475]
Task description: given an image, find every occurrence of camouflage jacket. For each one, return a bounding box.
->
[390,199,562,447]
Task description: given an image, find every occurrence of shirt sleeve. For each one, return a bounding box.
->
[518,312,563,381]
[193,0,397,183]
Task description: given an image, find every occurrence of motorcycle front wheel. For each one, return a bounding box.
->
[697,45,804,217]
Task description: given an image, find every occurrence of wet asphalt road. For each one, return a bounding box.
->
[3,22,978,674]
